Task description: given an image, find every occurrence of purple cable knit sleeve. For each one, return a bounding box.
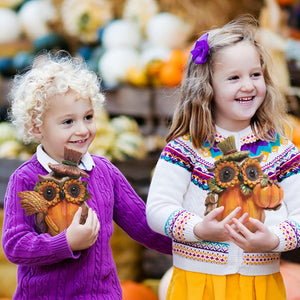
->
[105,160,172,255]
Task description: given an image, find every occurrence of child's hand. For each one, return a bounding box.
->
[224,217,279,252]
[66,207,100,251]
[194,206,246,242]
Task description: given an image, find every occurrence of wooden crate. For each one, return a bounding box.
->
[154,87,178,136]
[104,86,154,135]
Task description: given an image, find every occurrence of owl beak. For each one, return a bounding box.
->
[238,173,243,182]
[59,190,65,199]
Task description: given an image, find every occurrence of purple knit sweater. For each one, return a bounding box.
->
[2,154,172,299]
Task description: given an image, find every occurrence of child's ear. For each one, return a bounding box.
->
[31,125,42,140]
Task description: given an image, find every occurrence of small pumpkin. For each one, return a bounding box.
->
[121,280,158,300]
[252,180,283,209]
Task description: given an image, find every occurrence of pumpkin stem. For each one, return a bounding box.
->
[260,175,270,187]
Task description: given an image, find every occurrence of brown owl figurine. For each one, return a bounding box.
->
[205,135,283,232]
[18,146,91,236]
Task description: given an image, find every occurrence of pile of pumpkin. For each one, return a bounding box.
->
[0,0,193,90]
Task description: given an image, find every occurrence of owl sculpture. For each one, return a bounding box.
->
[18,146,91,236]
[205,135,283,232]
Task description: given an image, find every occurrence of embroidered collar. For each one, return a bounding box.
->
[215,125,258,150]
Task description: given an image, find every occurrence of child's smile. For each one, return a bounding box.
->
[33,90,96,163]
[212,41,266,131]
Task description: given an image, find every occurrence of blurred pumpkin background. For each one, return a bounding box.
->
[1,0,300,299]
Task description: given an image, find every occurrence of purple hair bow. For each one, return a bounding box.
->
[190,33,209,64]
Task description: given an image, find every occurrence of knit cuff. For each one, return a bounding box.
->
[50,230,81,260]
[170,210,202,243]
[270,225,286,252]
[270,221,300,252]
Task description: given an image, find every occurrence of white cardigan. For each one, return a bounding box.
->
[146,126,300,276]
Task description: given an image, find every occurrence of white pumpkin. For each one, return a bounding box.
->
[98,47,141,87]
[158,267,173,300]
[122,0,159,30]
[110,131,148,161]
[18,0,57,40]
[145,12,192,49]
[61,0,113,43]
[140,44,171,67]
[102,19,142,50]
[0,8,21,43]
[110,115,140,134]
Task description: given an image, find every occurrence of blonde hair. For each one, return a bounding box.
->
[9,51,105,143]
[166,15,288,149]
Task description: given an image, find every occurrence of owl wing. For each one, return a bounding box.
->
[18,191,60,234]
[18,191,48,215]
[204,192,219,216]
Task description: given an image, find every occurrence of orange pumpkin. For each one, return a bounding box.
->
[216,185,265,233]
[121,280,158,300]
[252,182,283,209]
[159,62,183,87]
[45,201,88,236]
[275,0,297,5]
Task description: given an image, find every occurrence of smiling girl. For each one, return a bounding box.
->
[146,15,300,300]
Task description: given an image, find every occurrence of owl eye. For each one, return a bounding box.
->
[215,161,239,188]
[219,167,236,182]
[67,183,81,198]
[63,179,86,203]
[241,158,263,188]
[35,180,60,203]
[43,186,57,201]
[245,165,260,181]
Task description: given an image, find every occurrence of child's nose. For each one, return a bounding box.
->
[241,78,254,91]
[75,122,89,135]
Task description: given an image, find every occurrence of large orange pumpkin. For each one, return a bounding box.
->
[44,200,88,236]
[252,182,283,209]
[121,281,158,300]
[216,185,265,233]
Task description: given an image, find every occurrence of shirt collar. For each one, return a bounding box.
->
[36,144,95,173]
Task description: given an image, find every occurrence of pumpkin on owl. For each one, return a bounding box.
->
[205,135,283,232]
[18,146,91,236]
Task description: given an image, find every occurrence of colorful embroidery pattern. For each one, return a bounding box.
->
[164,209,195,241]
[242,253,280,265]
[161,139,214,190]
[173,240,229,264]
[164,209,183,238]
[278,220,300,251]
[161,133,300,191]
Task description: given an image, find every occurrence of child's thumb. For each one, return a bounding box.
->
[72,206,82,224]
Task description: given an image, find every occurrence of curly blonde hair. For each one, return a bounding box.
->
[9,51,105,143]
[166,15,288,149]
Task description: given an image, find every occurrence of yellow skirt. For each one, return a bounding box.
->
[167,267,286,300]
